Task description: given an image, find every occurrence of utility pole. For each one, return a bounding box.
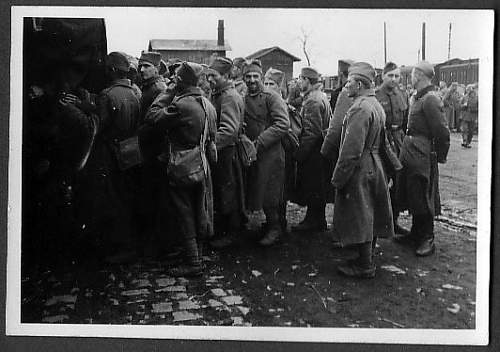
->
[418,49,421,63]
[421,22,426,61]
[384,22,387,64]
[448,22,452,60]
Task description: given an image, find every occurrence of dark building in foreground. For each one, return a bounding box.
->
[246,46,301,84]
[148,20,231,65]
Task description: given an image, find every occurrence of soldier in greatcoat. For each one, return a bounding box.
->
[146,62,217,276]
[263,67,298,232]
[375,62,409,235]
[76,52,141,262]
[135,51,170,257]
[331,62,394,278]
[243,59,290,246]
[395,61,450,256]
[294,67,332,232]
[205,57,246,248]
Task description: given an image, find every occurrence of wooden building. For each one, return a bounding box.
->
[148,20,231,65]
[246,46,301,84]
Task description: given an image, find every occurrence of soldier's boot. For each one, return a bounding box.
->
[169,238,202,277]
[338,241,376,279]
[259,208,282,246]
[415,214,436,257]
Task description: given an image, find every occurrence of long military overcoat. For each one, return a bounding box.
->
[244,84,289,211]
[148,86,218,240]
[78,78,141,245]
[210,81,246,216]
[331,90,394,246]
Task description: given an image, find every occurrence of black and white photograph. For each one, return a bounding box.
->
[5,5,494,346]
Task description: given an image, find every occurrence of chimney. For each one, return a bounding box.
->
[218,20,224,47]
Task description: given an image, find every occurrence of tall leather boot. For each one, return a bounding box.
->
[338,241,376,278]
[415,214,435,256]
[169,238,202,277]
[259,207,282,246]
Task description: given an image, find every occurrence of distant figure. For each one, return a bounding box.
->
[442,82,462,131]
[460,84,478,148]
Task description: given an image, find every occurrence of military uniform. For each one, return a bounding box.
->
[460,89,478,147]
[149,83,217,275]
[78,78,141,252]
[244,83,289,226]
[398,85,450,251]
[331,89,394,246]
[375,84,408,228]
[295,82,332,227]
[210,80,246,236]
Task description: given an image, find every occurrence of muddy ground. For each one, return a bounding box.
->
[20,132,479,329]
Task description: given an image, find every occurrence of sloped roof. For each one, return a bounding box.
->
[149,39,231,51]
[246,46,301,62]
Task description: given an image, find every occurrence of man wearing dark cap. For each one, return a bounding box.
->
[205,57,246,248]
[330,59,354,113]
[138,51,167,117]
[78,51,141,262]
[294,67,332,232]
[395,61,450,257]
[321,59,355,177]
[146,62,217,276]
[375,62,409,235]
[331,62,393,278]
[231,57,247,96]
[242,59,290,246]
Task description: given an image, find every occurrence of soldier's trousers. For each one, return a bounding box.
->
[461,120,475,145]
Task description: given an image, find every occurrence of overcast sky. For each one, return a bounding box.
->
[22,7,495,77]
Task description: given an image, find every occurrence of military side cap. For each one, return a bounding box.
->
[348,62,376,82]
[177,61,204,83]
[209,56,233,75]
[242,59,263,75]
[415,61,435,78]
[233,57,246,68]
[139,51,162,66]
[383,61,398,75]
[264,67,285,85]
[106,52,130,72]
[301,66,320,80]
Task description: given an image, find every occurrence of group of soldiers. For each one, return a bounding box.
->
[25,48,458,279]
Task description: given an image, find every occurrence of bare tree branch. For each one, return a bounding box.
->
[298,26,311,66]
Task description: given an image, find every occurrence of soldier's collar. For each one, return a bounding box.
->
[415,85,435,100]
